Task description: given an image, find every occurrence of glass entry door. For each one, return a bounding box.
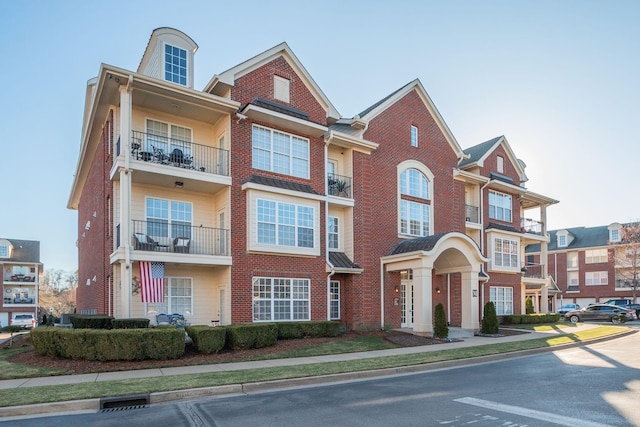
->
[401,279,414,328]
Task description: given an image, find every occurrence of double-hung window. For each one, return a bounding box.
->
[585,271,608,286]
[165,44,187,86]
[330,280,340,320]
[328,216,339,250]
[493,237,519,269]
[252,125,309,178]
[399,168,431,237]
[146,198,192,238]
[146,119,192,158]
[488,190,512,222]
[490,286,513,316]
[410,125,418,147]
[585,248,607,263]
[252,277,310,321]
[257,199,314,248]
[0,245,7,258]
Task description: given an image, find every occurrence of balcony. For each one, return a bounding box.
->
[3,286,36,306]
[521,218,543,235]
[118,131,230,177]
[328,173,352,198]
[521,263,544,279]
[130,220,230,256]
[465,205,480,223]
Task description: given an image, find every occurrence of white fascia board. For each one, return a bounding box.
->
[242,104,328,137]
[324,130,378,153]
[241,181,326,202]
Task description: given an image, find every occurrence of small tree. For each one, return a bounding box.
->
[481,301,499,334]
[433,303,448,339]
[614,222,640,303]
[525,296,534,314]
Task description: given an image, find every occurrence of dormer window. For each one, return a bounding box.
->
[165,44,187,86]
[0,244,8,258]
[274,76,290,103]
[608,223,622,243]
[558,235,566,247]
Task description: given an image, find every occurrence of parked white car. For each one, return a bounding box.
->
[11,314,36,329]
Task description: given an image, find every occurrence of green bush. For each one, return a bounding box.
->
[275,321,341,339]
[185,325,227,354]
[502,313,561,324]
[433,303,448,339]
[112,318,150,329]
[30,327,184,360]
[276,322,304,339]
[481,301,499,334]
[226,323,278,350]
[70,315,114,329]
[525,297,534,314]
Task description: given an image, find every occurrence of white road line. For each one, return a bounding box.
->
[454,397,616,427]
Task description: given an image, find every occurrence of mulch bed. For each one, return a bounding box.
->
[4,328,528,375]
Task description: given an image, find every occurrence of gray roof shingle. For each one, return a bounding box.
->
[459,136,502,167]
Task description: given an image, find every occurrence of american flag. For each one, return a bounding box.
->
[139,261,164,303]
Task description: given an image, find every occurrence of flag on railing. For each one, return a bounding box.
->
[139,261,164,303]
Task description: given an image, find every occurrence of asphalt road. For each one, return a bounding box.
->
[4,327,640,426]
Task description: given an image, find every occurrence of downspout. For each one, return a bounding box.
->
[380,258,385,330]
[479,179,492,319]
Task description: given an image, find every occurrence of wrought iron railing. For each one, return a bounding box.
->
[131,220,230,256]
[521,218,543,235]
[118,131,229,176]
[465,205,480,223]
[521,263,544,279]
[328,173,352,198]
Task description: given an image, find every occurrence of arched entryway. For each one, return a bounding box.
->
[381,232,487,336]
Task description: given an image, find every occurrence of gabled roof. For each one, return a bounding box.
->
[526,225,610,253]
[459,135,527,183]
[204,42,340,123]
[357,79,465,160]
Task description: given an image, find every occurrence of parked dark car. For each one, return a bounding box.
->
[564,304,633,324]
[557,303,580,315]
[601,299,640,320]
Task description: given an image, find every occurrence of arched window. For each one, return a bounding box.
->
[397,163,433,237]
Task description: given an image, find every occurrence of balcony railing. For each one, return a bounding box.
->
[328,173,352,198]
[521,263,544,279]
[131,220,230,256]
[521,218,543,235]
[117,131,229,176]
[465,205,480,223]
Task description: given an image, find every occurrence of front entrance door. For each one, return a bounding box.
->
[401,279,414,328]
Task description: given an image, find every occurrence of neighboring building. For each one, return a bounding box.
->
[0,238,42,327]
[68,28,557,335]
[527,223,640,308]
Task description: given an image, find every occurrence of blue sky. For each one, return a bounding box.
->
[1,0,638,272]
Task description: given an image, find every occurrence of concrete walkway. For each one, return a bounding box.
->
[1,322,632,391]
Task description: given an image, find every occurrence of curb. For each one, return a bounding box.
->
[0,327,635,419]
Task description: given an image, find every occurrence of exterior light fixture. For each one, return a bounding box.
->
[175,181,184,188]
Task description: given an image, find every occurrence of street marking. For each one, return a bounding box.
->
[454,397,616,427]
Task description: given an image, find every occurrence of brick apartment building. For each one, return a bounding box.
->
[68,28,557,335]
[0,238,42,327]
[527,223,640,309]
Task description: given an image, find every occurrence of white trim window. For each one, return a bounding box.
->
[145,119,192,157]
[253,277,310,321]
[493,237,519,269]
[585,248,607,264]
[252,125,309,179]
[558,235,567,247]
[164,43,187,86]
[610,228,620,242]
[488,190,512,222]
[274,75,290,103]
[0,245,8,258]
[490,286,513,316]
[585,271,608,286]
[567,252,578,269]
[146,198,192,238]
[330,280,340,320]
[399,168,431,237]
[410,125,418,147]
[496,156,504,173]
[257,199,314,248]
[151,277,193,315]
[567,271,579,290]
[328,216,339,250]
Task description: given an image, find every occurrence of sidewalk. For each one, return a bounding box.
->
[0,322,627,390]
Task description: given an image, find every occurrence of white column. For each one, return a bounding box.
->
[461,270,480,330]
[541,283,549,313]
[119,84,132,318]
[412,266,433,336]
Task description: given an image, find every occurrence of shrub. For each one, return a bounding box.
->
[276,321,341,339]
[226,323,278,350]
[481,301,499,334]
[185,326,227,354]
[112,318,150,329]
[70,315,114,329]
[525,297,534,314]
[433,303,448,339]
[30,327,184,360]
[502,313,561,324]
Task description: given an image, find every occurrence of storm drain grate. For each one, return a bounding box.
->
[100,393,150,412]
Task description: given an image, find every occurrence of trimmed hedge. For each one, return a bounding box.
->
[112,318,150,329]
[276,321,340,339]
[70,315,114,329]
[502,313,561,324]
[225,323,278,350]
[185,325,227,354]
[30,327,184,360]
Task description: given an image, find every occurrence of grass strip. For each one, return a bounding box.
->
[0,325,626,408]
